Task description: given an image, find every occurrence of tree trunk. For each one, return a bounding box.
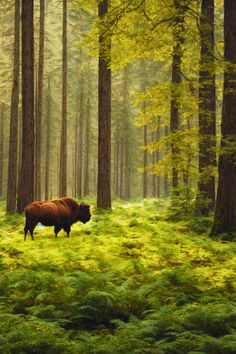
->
[143,123,147,198]
[170,0,184,191]
[7,0,20,211]
[119,137,124,199]
[0,104,4,198]
[198,0,216,215]
[84,95,91,196]
[123,66,130,200]
[163,125,169,195]
[77,73,84,199]
[35,0,45,201]
[152,130,156,198]
[44,76,51,201]
[97,0,111,209]
[115,136,119,197]
[211,0,236,237]
[17,0,34,213]
[59,0,67,197]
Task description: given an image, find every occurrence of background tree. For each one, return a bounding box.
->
[59,0,67,197]
[17,0,34,213]
[35,0,45,201]
[97,0,111,209]
[211,0,236,237]
[7,0,20,212]
[198,0,216,215]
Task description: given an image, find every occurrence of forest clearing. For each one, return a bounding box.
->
[0,199,235,353]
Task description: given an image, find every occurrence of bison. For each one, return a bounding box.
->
[24,197,91,240]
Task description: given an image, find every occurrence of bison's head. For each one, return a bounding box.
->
[78,203,91,224]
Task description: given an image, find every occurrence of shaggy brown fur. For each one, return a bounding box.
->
[24,197,91,240]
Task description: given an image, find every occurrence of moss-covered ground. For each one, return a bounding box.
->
[0,199,235,353]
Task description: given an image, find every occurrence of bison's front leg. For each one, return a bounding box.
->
[54,225,62,238]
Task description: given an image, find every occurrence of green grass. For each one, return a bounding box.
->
[0,199,235,353]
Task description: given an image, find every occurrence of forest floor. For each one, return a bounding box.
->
[0,199,235,353]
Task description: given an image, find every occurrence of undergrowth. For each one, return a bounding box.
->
[0,199,235,353]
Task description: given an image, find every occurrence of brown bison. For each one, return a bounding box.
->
[24,197,91,240]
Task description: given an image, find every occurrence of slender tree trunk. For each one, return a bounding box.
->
[17,0,34,213]
[115,136,119,197]
[119,137,123,199]
[84,96,90,196]
[0,104,4,198]
[77,74,84,199]
[44,76,51,201]
[59,0,67,197]
[97,0,111,209]
[170,0,184,191]
[211,0,236,237]
[35,0,45,201]
[17,108,22,192]
[123,66,130,200]
[7,0,20,211]
[34,65,38,197]
[198,0,216,215]
[156,118,161,197]
[163,125,169,195]
[143,124,147,198]
[152,130,157,198]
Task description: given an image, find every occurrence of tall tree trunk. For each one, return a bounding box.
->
[123,66,130,200]
[211,0,236,237]
[74,110,78,198]
[152,130,157,198]
[170,0,184,191]
[44,76,51,201]
[59,0,67,197]
[115,135,119,197]
[84,95,91,196]
[7,0,20,211]
[97,0,111,209]
[143,123,147,198]
[163,125,169,195]
[198,0,216,215]
[35,0,45,201]
[77,74,84,199]
[119,137,123,199]
[17,0,34,213]
[0,104,4,198]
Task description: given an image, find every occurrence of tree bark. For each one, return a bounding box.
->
[44,76,51,201]
[35,0,45,201]
[143,123,147,198]
[59,0,67,197]
[211,0,236,237]
[83,95,90,196]
[0,104,4,198]
[198,0,216,214]
[123,66,130,200]
[7,0,20,211]
[170,0,185,192]
[17,0,34,213]
[163,125,169,195]
[77,72,84,199]
[97,0,111,209]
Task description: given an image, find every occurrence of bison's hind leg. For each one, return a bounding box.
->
[26,220,37,241]
[24,220,29,241]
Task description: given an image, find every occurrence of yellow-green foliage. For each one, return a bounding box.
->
[0,199,235,353]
